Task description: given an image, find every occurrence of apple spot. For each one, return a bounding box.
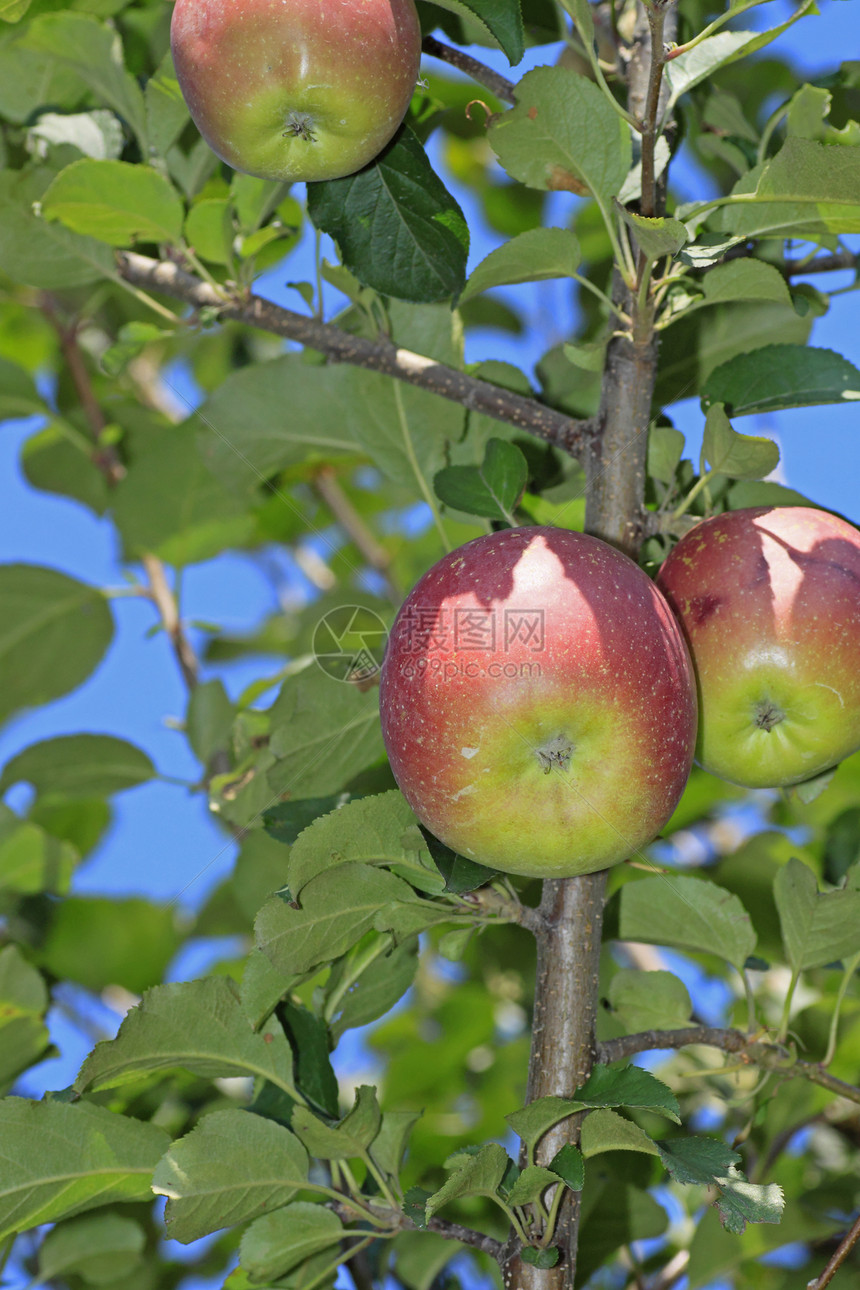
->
[754,698,785,733]
[535,734,574,775]
[284,111,317,142]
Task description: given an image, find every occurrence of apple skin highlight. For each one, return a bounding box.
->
[170,0,422,183]
[380,526,698,879]
[657,506,860,789]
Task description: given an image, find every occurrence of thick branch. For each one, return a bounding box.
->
[784,250,859,278]
[117,253,593,456]
[421,35,516,104]
[639,4,669,218]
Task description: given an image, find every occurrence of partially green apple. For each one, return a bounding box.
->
[657,506,860,788]
[170,0,422,183]
[379,526,697,879]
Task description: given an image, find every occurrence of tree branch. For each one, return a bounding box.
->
[639,3,669,219]
[597,1027,860,1108]
[422,35,516,104]
[423,1214,505,1260]
[141,553,200,692]
[784,250,859,278]
[116,252,594,456]
[807,1211,860,1290]
[312,465,401,604]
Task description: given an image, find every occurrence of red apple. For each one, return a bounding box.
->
[170,0,421,184]
[657,506,860,789]
[379,527,697,879]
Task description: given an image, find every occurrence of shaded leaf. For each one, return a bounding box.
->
[548,1143,585,1191]
[0,735,155,799]
[240,1202,344,1283]
[435,437,528,522]
[41,159,183,247]
[291,1085,381,1160]
[38,1213,145,1287]
[425,1142,509,1219]
[607,969,693,1033]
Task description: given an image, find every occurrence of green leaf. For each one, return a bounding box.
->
[390,1230,461,1290]
[327,935,419,1041]
[505,1164,562,1206]
[703,346,860,416]
[655,300,811,408]
[307,127,468,303]
[0,168,117,288]
[265,669,385,802]
[402,1186,431,1228]
[29,109,124,162]
[507,1067,680,1150]
[459,227,581,303]
[264,795,352,846]
[701,403,780,480]
[435,437,528,522]
[279,1000,339,1119]
[548,1143,585,1191]
[369,1109,422,1179]
[75,977,297,1097]
[39,897,181,994]
[711,137,860,240]
[617,874,757,972]
[240,1202,344,1283]
[145,50,189,158]
[665,10,811,114]
[152,1109,309,1243]
[41,159,184,248]
[521,1246,560,1268]
[425,1142,509,1219]
[607,969,693,1032]
[186,681,234,767]
[580,1109,659,1160]
[291,1085,381,1160]
[774,857,860,971]
[620,211,687,261]
[0,356,46,419]
[0,944,51,1086]
[0,565,113,728]
[418,828,498,894]
[17,13,148,151]
[0,735,155,799]
[428,0,524,64]
[699,260,792,309]
[185,197,233,266]
[490,67,631,208]
[287,791,441,897]
[656,1138,784,1234]
[255,864,416,977]
[0,1098,169,1241]
[0,814,78,895]
[38,1213,145,1287]
[647,424,685,485]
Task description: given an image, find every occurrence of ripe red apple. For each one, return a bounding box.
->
[379,527,697,879]
[657,506,860,789]
[170,0,422,184]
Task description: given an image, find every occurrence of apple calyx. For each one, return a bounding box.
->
[754,699,785,733]
[535,734,575,775]
[284,111,317,143]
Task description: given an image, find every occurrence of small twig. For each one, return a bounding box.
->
[423,1214,505,1261]
[116,252,595,457]
[421,34,516,104]
[807,1211,860,1290]
[141,553,199,691]
[40,293,125,486]
[597,1027,860,1108]
[784,250,859,278]
[313,466,401,604]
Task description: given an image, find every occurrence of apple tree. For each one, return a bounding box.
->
[1,1,860,1289]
